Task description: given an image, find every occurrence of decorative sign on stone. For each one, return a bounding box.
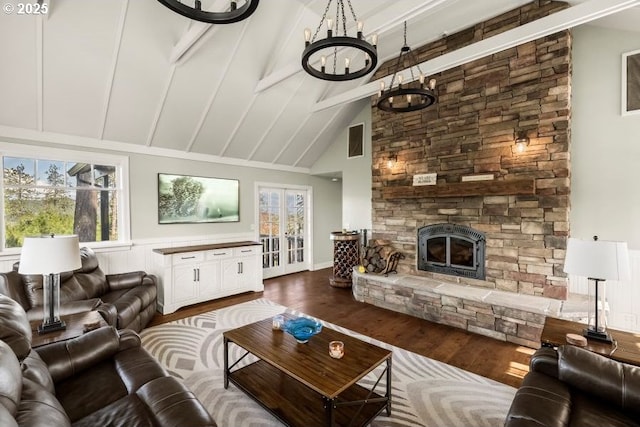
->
[413,173,437,186]
[461,174,494,182]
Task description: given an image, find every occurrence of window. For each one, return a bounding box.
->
[0,143,130,250]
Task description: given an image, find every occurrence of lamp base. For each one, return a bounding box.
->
[583,327,613,343]
[38,319,66,335]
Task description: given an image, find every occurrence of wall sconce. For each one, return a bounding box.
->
[387,154,397,168]
[515,132,530,153]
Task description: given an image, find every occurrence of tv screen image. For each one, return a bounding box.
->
[158,173,239,224]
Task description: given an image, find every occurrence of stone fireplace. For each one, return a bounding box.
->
[417,223,486,280]
[369,1,572,301]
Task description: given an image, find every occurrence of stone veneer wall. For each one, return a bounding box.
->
[370,0,572,300]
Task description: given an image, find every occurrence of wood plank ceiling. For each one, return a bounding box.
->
[0,0,639,172]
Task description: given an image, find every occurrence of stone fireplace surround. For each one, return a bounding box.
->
[359,1,573,346]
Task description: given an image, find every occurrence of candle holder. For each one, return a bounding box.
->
[272,315,284,330]
[329,340,344,359]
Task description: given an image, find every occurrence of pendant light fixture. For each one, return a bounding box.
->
[157,0,259,24]
[377,21,437,113]
[302,0,378,81]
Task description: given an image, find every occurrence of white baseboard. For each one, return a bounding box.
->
[312,261,332,270]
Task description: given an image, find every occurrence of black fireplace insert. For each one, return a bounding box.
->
[417,223,485,280]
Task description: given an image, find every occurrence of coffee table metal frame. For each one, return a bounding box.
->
[223,316,392,427]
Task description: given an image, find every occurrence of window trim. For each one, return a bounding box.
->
[0,141,131,254]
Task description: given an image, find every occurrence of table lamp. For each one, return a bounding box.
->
[19,235,82,334]
[563,236,630,343]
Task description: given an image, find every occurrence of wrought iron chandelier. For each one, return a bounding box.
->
[302,0,378,81]
[377,22,437,113]
[157,0,259,24]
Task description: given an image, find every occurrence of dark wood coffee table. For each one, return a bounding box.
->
[223,315,392,427]
[541,316,640,366]
[29,310,108,348]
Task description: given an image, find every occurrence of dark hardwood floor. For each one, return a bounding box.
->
[148,268,533,388]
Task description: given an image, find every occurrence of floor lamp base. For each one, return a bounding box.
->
[583,328,613,343]
[38,319,66,335]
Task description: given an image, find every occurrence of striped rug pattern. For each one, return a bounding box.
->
[140,299,515,427]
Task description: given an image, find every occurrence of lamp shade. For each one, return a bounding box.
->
[18,235,82,274]
[563,237,630,281]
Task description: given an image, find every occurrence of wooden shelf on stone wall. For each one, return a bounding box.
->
[381,178,535,199]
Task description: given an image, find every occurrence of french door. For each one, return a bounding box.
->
[257,185,310,279]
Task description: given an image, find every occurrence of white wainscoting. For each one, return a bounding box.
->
[568,249,640,333]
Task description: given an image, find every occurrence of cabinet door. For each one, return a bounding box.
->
[237,258,258,288]
[221,259,241,290]
[172,264,198,303]
[198,260,221,298]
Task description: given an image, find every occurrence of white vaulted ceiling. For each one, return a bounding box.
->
[1,0,639,172]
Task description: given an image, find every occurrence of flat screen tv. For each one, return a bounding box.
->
[158,173,239,224]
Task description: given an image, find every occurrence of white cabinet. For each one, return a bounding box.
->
[221,246,260,291]
[152,242,264,314]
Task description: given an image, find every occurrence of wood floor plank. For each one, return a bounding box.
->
[148,268,533,388]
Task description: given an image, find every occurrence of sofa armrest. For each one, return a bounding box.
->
[558,345,640,417]
[137,376,216,427]
[117,328,142,351]
[35,326,122,383]
[96,302,117,326]
[106,272,157,291]
[529,346,559,378]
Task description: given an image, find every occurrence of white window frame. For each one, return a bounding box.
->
[0,141,131,256]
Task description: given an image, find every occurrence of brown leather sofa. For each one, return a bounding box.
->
[505,345,640,427]
[0,247,156,332]
[0,294,215,427]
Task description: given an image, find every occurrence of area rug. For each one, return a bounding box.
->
[140,299,516,427]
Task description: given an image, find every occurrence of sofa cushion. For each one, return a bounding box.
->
[71,394,155,427]
[73,247,109,298]
[15,378,70,427]
[53,358,129,422]
[0,341,22,417]
[0,271,31,311]
[0,295,32,361]
[21,350,55,394]
[568,392,640,427]
[505,370,571,427]
[558,345,640,417]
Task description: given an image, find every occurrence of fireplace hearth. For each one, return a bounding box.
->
[417,223,485,280]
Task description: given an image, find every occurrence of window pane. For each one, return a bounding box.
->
[36,160,65,186]
[3,157,35,186]
[4,189,75,248]
[93,165,117,189]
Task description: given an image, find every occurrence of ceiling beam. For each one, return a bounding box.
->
[170,22,211,63]
[312,0,640,112]
[254,0,454,93]
[168,0,229,63]
[99,0,129,139]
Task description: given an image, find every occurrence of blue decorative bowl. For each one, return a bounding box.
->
[283,317,322,343]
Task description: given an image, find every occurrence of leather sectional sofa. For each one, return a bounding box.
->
[0,247,156,332]
[505,344,640,427]
[0,294,215,427]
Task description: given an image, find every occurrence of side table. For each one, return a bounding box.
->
[541,316,640,366]
[329,231,360,288]
[29,310,108,348]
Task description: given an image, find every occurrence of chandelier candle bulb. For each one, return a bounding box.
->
[327,18,333,36]
[371,33,378,46]
[329,341,344,359]
[419,74,425,85]
[304,28,311,45]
